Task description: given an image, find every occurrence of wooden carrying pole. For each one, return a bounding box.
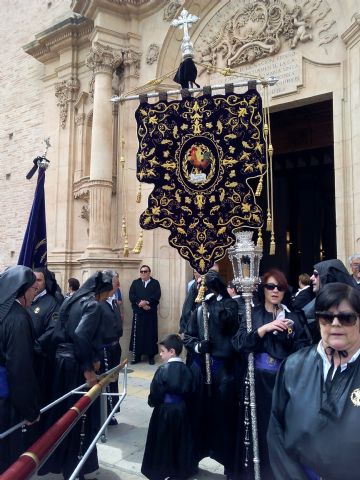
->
[1,360,127,480]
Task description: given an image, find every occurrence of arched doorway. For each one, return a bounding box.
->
[220,98,336,289]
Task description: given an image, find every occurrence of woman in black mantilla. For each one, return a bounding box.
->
[268,282,360,480]
[232,269,311,480]
[39,271,113,480]
[0,265,40,474]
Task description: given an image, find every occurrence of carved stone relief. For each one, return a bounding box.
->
[123,48,142,77]
[86,42,123,75]
[81,204,89,222]
[55,77,80,129]
[146,43,160,64]
[195,0,337,70]
[163,0,181,22]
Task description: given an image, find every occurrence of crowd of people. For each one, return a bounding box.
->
[0,266,124,479]
[1,254,360,480]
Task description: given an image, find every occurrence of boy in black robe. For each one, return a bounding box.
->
[141,334,197,480]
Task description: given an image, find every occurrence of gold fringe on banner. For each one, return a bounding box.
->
[121,215,127,238]
[269,232,276,255]
[255,176,263,197]
[266,208,272,232]
[123,235,129,257]
[132,230,144,254]
[195,276,206,303]
[136,183,142,203]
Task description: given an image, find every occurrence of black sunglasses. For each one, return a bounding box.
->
[140,270,149,273]
[263,283,285,292]
[313,271,319,278]
[315,311,359,326]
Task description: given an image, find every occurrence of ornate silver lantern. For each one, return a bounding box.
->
[228,230,262,480]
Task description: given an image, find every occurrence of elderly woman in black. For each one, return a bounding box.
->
[268,282,360,480]
[232,269,311,480]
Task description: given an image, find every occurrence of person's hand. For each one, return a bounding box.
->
[143,305,151,310]
[257,319,289,338]
[139,300,149,308]
[197,339,212,354]
[84,370,98,387]
[93,360,101,372]
[25,415,40,426]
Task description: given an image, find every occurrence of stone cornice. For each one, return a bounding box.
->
[23,14,93,63]
[71,0,166,19]
[342,14,360,48]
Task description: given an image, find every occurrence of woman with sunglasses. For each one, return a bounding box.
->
[268,282,360,480]
[232,269,311,480]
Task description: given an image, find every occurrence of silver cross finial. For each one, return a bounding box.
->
[171,9,199,59]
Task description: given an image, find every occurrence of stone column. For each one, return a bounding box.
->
[85,42,122,255]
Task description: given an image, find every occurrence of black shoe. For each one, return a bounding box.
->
[109,416,118,426]
[148,356,155,365]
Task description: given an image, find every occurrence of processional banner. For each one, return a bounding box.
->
[135,88,265,273]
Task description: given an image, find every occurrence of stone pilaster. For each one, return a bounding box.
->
[341,14,360,254]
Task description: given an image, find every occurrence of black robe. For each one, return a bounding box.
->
[28,292,60,406]
[232,305,311,480]
[183,294,239,475]
[39,294,105,479]
[0,302,40,473]
[268,345,360,480]
[129,277,161,357]
[141,359,197,480]
[98,299,123,412]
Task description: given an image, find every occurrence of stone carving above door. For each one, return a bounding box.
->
[195,0,337,69]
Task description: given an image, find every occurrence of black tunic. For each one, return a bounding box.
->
[129,277,161,357]
[98,299,123,411]
[268,345,360,480]
[183,294,239,474]
[0,302,40,473]
[39,294,104,479]
[232,305,311,480]
[27,292,60,407]
[141,359,197,480]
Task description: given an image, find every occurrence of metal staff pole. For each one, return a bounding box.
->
[202,300,211,387]
[111,76,278,103]
[228,230,263,480]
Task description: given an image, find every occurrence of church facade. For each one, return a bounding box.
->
[1,0,360,352]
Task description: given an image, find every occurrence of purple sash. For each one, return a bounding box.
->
[254,353,281,372]
[164,393,183,404]
[0,365,9,398]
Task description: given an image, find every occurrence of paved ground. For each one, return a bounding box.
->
[34,359,226,480]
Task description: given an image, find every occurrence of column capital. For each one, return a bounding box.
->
[342,14,360,47]
[86,41,123,74]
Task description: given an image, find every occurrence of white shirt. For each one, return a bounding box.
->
[317,341,360,380]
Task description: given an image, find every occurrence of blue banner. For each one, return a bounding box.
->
[18,168,47,268]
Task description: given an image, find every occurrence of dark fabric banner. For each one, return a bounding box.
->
[135,89,265,273]
[18,168,47,268]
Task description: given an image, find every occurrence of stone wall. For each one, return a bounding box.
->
[0,0,72,269]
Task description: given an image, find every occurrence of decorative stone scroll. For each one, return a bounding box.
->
[163,0,181,22]
[55,77,80,129]
[146,43,160,65]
